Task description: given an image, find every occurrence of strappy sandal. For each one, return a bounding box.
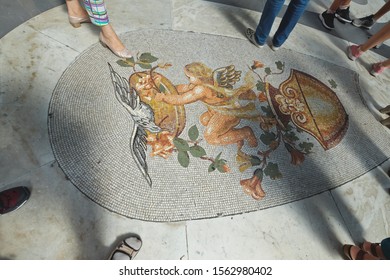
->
[361,241,382,259]
[343,244,368,260]
[108,235,142,260]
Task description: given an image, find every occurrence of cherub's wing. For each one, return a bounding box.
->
[130,124,152,186]
[108,63,152,187]
[108,63,139,110]
[212,65,242,89]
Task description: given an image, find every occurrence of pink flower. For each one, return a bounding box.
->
[240,169,266,200]
[251,60,264,70]
[147,131,175,159]
[285,143,305,165]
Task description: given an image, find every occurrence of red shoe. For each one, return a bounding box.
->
[0,186,30,215]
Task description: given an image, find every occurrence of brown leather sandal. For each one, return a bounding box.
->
[379,105,390,114]
[108,235,142,260]
[343,244,367,260]
[361,241,382,258]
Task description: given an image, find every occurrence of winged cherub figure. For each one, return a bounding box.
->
[155,62,261,150]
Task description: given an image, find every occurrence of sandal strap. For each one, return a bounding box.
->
[355,249,367,260]
[370,242,380,257]
[118,242,137,257]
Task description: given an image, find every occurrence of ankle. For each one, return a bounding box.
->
[100,31,125,51]
[339,5,349,10]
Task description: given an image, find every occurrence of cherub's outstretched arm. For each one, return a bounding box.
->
[155,85,206,105]
[176,83,194,93]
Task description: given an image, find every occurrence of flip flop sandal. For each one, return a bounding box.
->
[108,235,142,260]
[343,244,367,260]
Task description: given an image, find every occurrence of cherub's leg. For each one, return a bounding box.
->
[204,114,258,147]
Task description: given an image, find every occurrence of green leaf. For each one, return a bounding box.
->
[126,57,135,64]
[249,156,261,166]
[299,142,314,153]
[328,79,337,89]
[215,152,222,162]
[116,59,133,67]
[264,162,282,180]
[275,61,284,70]
[260,131,276,145]
[254,168,264,180]
[284,131,299,142]
[208,163,216,172]
[137,62,152,69]
[159,84,166,93]
[188,125,199,141]
[285,124,294,131]
[139,53,158,64]
[189,145,207,158]
[256,81,265,91]
[261,106,274,117]
[178,151,190,168]
[173,137,190,151]
[265,67,272,75]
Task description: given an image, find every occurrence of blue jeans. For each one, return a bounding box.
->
[255,0,309,47]
[382,237,390,260]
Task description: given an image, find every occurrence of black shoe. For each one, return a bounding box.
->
[319,11,335,30]
[336,7,352,23]
[352,14,375,29]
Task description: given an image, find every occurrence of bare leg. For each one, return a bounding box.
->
[328,0,351,12]
[360,22,390,51]
[65,0,89,18]
[379,58,390,68]
[373,1,390,21]
[66,0,132,58]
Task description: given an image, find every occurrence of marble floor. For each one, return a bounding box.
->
[0,0,389,260]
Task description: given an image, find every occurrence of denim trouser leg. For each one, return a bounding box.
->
[272,0,309,47]
[381,237,390,260]
[255,0,285,45]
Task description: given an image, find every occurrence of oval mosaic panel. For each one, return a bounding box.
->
[48,29,390,221]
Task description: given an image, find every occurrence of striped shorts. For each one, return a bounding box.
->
[83,0,109,26]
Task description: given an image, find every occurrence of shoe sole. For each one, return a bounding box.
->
[318,14,334,30]
[335,14,352,23]
[369,70,380,77]
[351,21,372,29]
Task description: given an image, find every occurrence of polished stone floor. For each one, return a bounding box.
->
[0,0,389,260]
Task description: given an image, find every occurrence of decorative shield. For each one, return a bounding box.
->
[266,69,349,150]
